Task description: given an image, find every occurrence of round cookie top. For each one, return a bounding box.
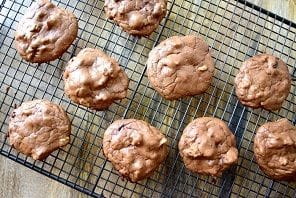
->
[147,35,215,100]
[104,0,167,36]
[15,0,78,63]
[178,117,238,176]
[103,119,168,182]
[254,118,296,181]
[8,100,71,160]
[235,54,291,110]
[63,48,129,110]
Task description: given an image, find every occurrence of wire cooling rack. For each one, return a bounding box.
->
[0,0,295,197]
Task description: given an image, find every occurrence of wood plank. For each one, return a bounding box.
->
[259,0,296,21]
[0,156,86,198]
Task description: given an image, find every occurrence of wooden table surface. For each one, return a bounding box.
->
[1,0,295,198]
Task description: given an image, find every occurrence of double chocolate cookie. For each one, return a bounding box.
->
[235,54,291,110]
[147,35,215,100]
[15,0,78,63]
[103,119,168,182]
[179,117,238,176]
[8,100,71,160]
[254,118,296,181]
[104,0,167,36]
[63,48,129,110]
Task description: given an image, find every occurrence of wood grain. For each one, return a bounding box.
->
[260,0,296,21]
[0,156,86,198]
[0,0,295,197]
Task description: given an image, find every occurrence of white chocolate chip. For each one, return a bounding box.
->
[159,137,167,146]
[198,65,208,71]
[59,137,69,143]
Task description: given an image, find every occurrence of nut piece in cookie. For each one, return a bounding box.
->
[15,0,78,63]
[8,100,71,160]
[234,54,291,110]
[103,119,168,182]
[178,117,238,176]
[254,118,296,181]
[104,0,167,36]
[64,48,129,110]
[147,35,215,100]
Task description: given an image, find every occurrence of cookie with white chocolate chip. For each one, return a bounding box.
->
[8,100,71,160]
[15,0,78,63]
[63,48,129,110]
[103,119,168,182]
[104,0,167,36]
[254,118,296,181]
[147,35,215,100]
[235,54,291,110]
[178,117,238,176]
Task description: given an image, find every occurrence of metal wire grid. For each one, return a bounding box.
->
[0,0,295,197]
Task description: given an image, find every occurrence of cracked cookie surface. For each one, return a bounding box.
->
[178,117,238,176]
[147,35,214,100]
[63,48,129,110]
[104,0,167,36]
[235,54,291,110]
[103,119,168,182]
[8,100,71,160]
[254,118,296,181]
[15,0,78,63]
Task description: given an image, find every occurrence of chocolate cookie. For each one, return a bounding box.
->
[104,0,167,36]
[8,100,71,160]
[147,35,215,100]
[15,0,78,63]
[235,54,291,110]
[63,48,129,110]
[103,119,168,182]
[254,118,296,181]
[178,117,238,176]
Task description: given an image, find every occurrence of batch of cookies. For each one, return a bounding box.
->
[8,0,295,185]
